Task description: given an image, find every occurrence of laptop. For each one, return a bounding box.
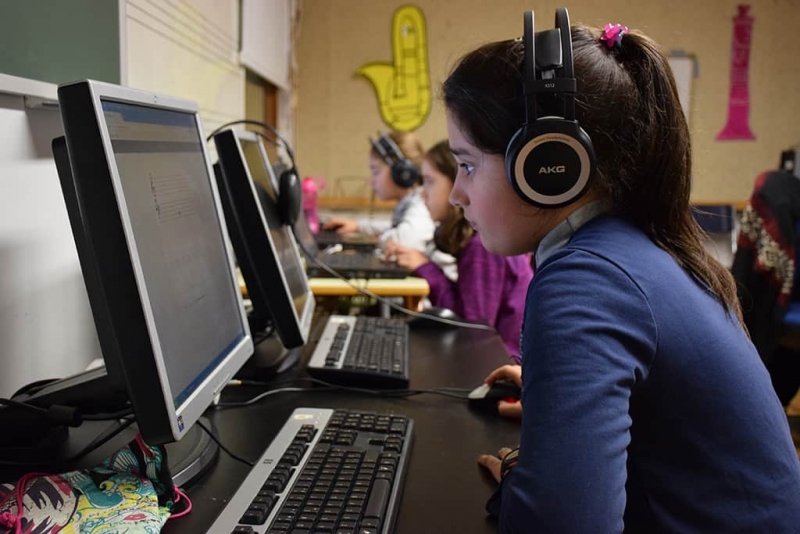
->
[293,210,409,279]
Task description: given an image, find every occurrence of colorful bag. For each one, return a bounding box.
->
[0,435,178,533]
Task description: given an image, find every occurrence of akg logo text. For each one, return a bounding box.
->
[538,166,566,174]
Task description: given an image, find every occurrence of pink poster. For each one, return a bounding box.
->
[716,5,755,141]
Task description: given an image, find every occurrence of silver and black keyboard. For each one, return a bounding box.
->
[210,408,413,534]
[306,316,409,389]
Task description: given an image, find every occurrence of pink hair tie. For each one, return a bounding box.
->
[600,23,628,49]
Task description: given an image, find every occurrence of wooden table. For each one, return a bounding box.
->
[308,276,430,316]
[239,270,430,316]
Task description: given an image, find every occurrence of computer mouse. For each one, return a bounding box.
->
[468,381,522,412]
[406,307,462,329]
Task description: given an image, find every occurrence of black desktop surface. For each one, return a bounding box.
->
[163,316,519,533]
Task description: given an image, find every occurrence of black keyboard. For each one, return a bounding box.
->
[306,316,409,388]
[209,408,413,534]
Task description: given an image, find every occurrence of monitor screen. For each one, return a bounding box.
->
[53,80,253,444]
[213,129,315,349]
[293,208,319,257]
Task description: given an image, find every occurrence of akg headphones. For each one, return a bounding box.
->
[505,8,596,209]
[370,132,420,188]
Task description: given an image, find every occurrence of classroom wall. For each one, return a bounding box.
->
[0,84,102,398]
[124,0,245,136]
[0,0,246,398]
[295,0,800,203]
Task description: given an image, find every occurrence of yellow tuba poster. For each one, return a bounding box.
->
[356,5,431,132]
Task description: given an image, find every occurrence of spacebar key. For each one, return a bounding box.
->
[364,478,391,524]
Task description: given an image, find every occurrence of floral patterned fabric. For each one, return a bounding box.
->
[0,435,176,534]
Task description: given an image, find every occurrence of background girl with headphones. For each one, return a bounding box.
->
[445,8,800,532]
[383,141,532,360]
[322,131,436,253]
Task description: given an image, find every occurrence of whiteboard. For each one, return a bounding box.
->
[668,53,696,125]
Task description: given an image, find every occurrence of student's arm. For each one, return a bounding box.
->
[414,239,507,322]
[356,216,391,236]
[379,200,434,251]
[496,249,656,533]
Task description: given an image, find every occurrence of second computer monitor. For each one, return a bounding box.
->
[213,129,315,349]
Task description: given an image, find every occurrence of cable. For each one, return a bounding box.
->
[294,236,497,331]
[82,407,135,421]
[205,119,296,168]
[0,397,48,415]
[0,415,138,469]
[64,416,137,464]
[216,385,332,408]
[168,487,193,520]
[216,377,472,408]
[194,419,255,467]
[252,323,276,345]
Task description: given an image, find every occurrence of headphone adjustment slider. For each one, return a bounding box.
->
[530,78,576,94]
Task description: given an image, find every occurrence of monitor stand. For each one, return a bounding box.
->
[235,329,299,380]
[65,417,219,488]
[0,417,219,489]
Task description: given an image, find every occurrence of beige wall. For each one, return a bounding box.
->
[295,0,800,203]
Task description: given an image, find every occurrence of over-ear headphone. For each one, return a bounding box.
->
[370,132,420,188]
[276,164,301,227]
[505,8,596,208]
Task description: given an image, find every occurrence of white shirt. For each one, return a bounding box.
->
[358,188,435,252]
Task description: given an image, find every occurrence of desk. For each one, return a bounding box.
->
[238,272,430,316]
[163,318,519,534]
[308,277,430,316]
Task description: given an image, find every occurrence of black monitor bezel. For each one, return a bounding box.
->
[54,80,253,444]
[213,129,314,349]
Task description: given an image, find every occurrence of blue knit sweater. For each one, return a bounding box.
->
[492,215,800,533]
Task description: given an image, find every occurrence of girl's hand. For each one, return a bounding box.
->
[477,447,514,483]
[387,245,429,271]
[485,364,522,388]
[323,217,359,235]
[484,365,523,420]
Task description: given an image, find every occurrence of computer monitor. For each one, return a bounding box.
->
[27,80,253,446]
[213,129,315,351]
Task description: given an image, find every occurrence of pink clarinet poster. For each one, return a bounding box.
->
[716,5,756,141]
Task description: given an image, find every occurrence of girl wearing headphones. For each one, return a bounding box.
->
[323,131,436,252]
[449,11,800,533]
[383,141,533,361]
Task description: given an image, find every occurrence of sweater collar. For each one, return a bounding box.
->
[534,200,610,269]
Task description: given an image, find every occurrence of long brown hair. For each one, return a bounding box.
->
[443,24,743,324]
[425,141,475,255]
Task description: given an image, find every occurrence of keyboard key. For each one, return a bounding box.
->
[363,478,390,522]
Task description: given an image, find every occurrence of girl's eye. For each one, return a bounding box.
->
[459,163,475,175]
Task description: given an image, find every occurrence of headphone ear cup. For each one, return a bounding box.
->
[391,160,419,189]
[278,169,302,227]
[505,125,530,197]
[505,119,595,208]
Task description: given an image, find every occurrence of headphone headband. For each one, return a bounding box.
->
[523,11,536,123]
[368,131,420,188]
[523,7,577,123]
[505,7,595,209]
[370,131,406,166]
